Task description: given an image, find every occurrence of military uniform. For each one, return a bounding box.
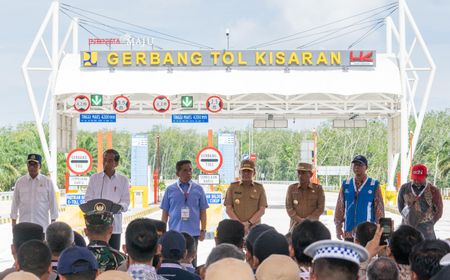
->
[79,199,126,272]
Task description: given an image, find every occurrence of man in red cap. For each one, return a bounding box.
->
[398,164,443,239]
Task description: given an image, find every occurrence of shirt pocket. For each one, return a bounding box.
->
[19,188,31,202]
[307,193,319,208]
[36,187,49,202]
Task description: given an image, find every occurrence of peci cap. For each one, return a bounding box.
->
[4,271,39,280]
[79,199,122,226]
[240,160,255,171]
[205,258,254,280]
[57,246,98,275]
[304,240,368,265]
[96,270,133,280]
[352,155,368,166]
[411,164,427,181]
[297,162,313,172]
[27,154,42,165]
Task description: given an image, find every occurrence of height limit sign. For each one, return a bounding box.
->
[196,147,223,174]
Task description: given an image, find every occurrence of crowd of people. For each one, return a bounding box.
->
[5,151,448,279]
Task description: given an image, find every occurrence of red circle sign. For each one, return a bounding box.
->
[153,96,170,113]
[74,95,91,113]
[206,96,224,113]
[66,148,93,175]
[196,146,223,174]
[113,95,130,113]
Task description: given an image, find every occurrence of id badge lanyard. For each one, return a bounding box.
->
[177,180,192,221]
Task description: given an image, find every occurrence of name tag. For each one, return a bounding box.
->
[181,207,190,221]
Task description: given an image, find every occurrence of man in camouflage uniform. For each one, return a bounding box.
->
[79,198,126,272]
[224,160,268,233]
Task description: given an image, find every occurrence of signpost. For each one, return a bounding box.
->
[196,147,223,174]
[172,114,208,123]
[153,95,170,113]
[80,114,116,123]
[66,194,86,206]
[113,95,130,113]
[181,96,194,109]
[74,95,90,112]
[66,148,93,175]
[90,94,103,106]
[206,96,223,113]
[198,174,220,185]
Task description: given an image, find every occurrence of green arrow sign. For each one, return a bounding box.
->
[181,96,193,108]
[91,94,103,106]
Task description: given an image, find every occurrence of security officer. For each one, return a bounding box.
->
[224,160,268,233]
[285,162,325,231]
[79,198,126,272]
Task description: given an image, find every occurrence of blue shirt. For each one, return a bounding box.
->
[160,180,209,236]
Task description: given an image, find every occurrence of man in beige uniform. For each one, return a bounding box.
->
[224,160,268,233]
[285,162,325,231]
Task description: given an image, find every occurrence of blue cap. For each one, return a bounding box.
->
[57,246,98,275]
[160,230,186,259]
[352,155,368,166]
[27,154,42,165]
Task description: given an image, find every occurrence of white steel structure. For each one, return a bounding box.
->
[22,0,435,190]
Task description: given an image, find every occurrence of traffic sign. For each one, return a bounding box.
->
[80,114,116,123]
[66,148,93,175]
[172,114,208,123]
[206,96,224,113]
[181,96,193,108]
[205,192,222,204]
[74,95,90,112]
[69,176,90,186]
[196,147,223,174]
[113,95,130,113]
[198,174,220,185]
[91,94,103,106]
[66,194,85,206]
[153,95,170,113]
[249,153,257,161]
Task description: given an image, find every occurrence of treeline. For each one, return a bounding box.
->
[0,111,448,191]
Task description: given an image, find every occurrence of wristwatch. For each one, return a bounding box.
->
[200,229,207,233]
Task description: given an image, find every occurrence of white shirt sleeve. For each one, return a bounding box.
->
[85,175,96,201]
[48,180,59,220]
[10,179,20,220]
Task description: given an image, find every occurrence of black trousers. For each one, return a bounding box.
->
[109,233,121,250]
[193,236,199,267]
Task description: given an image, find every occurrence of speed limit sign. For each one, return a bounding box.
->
[153,96,170,113]
[74,95,90,113]
[113,95,130,113]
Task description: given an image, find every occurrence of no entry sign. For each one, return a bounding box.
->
[196,147,223,174]
[66,148,93,175]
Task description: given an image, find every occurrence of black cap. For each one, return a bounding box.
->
[79,199,122,226]
[352,155,368,166]
[27,154,42,165]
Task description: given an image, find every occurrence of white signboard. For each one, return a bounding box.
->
[198,174,220,185]
[69,176,90,186]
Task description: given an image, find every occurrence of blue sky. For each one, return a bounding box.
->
[0,0,449,130]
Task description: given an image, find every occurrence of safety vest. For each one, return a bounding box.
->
[343,177,379,232]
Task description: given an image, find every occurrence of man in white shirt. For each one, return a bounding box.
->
[10,154,59,230]
[85,149,130,250]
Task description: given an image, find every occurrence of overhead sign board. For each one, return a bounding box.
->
[153,95,170,113]
[80,50,376,69]
[90,94,103,106]
[66,148,93,175]
[113,95,130,113]
[172,114,208,123]
[196,147,223,174]
[198,174,220,185]
[69,176,90,186]
[66,194,86,206]
[74,95,90,112]
[181,96,194,108]
[206,96,223,113]
[80,114,116,123]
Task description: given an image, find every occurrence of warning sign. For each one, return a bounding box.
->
[66,148,93,175]
[196,147,223,174]
[113,95,130,113]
